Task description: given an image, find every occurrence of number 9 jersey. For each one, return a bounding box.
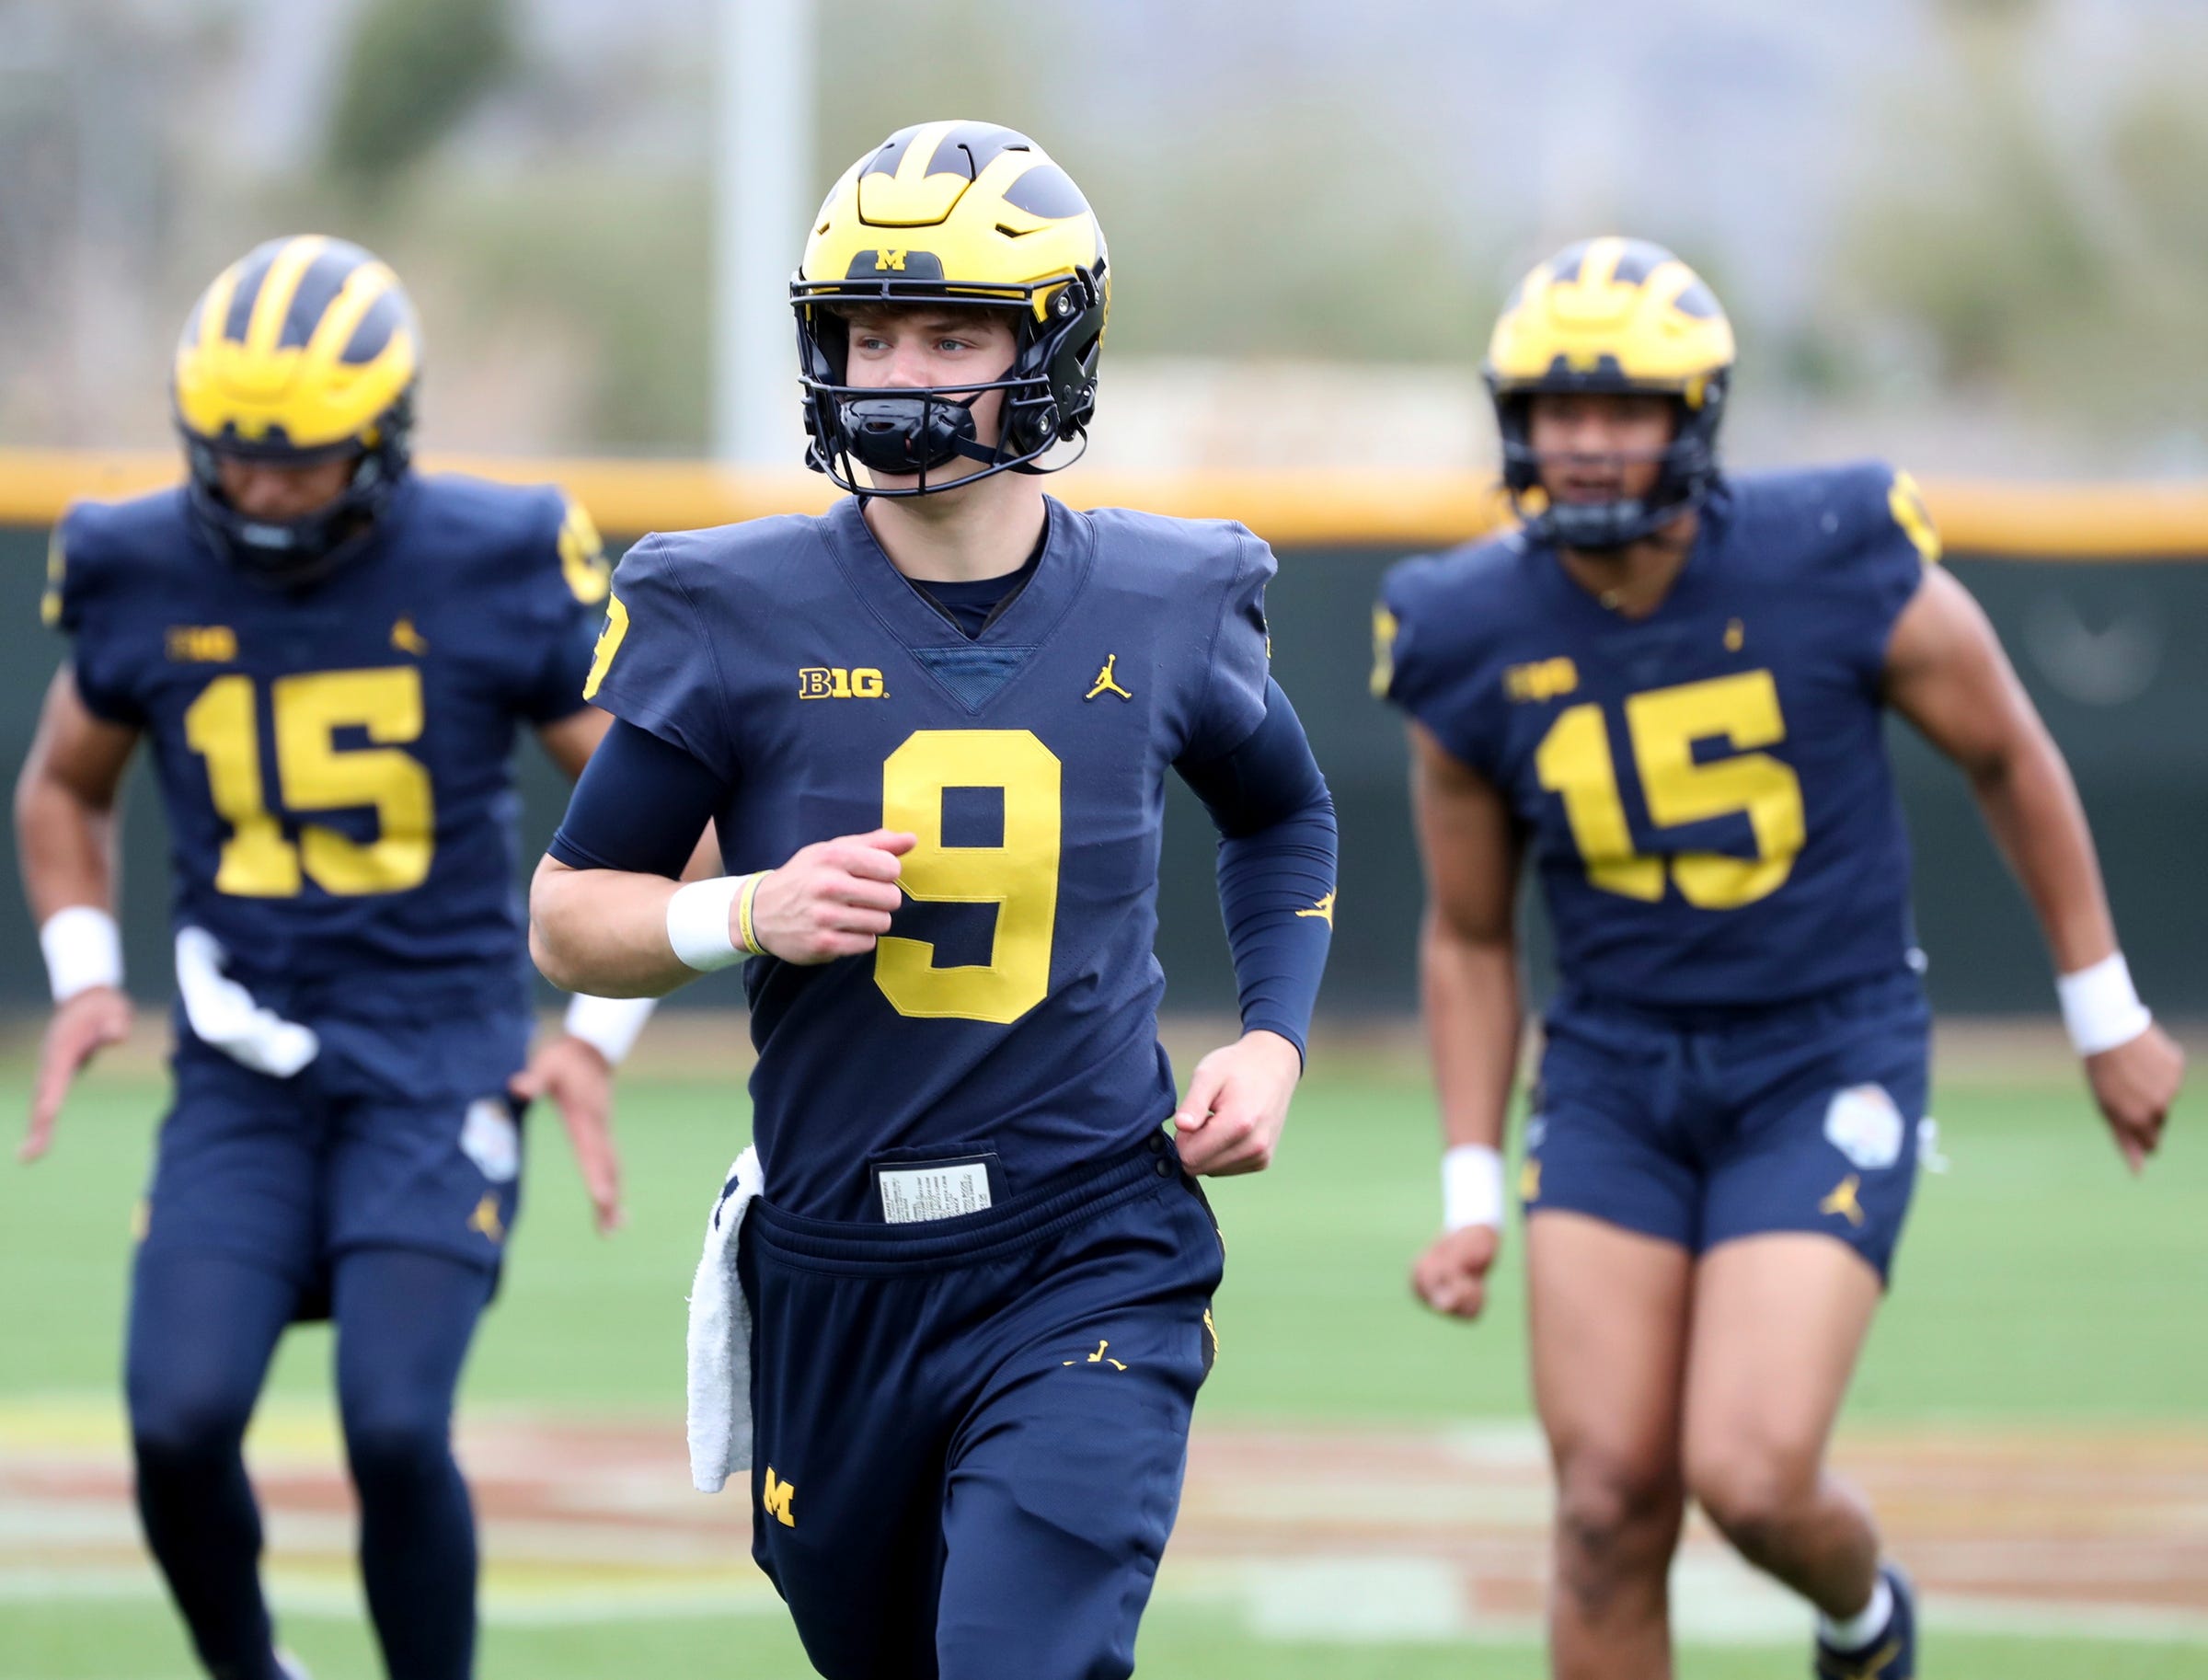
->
[1377,463,1938,1011]
[47,476,608,1037]
[584,496,1274,1222]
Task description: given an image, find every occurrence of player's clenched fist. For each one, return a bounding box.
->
[1410,1224,1501,1321]
[1173,1030,1303,1177]
[749,829,917,964]
[2087,1021,2184,1174]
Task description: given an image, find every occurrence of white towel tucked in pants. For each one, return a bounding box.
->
[685,1145,763,1493]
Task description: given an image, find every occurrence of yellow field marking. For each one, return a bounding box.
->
[6,1406,2206,1644]
[11,448,2208,558]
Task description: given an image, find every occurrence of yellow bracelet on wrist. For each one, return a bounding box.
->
[735,871,769,959]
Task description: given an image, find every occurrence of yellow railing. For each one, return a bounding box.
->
[6,448,2208,558]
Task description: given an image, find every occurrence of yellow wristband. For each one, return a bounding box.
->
[735,871,768,959]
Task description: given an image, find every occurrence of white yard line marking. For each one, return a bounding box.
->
[5,1400,2204,1647]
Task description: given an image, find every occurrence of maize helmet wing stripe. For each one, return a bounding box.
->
[173,235,419,453]
[806,121,1105,319]
[1487,236,1734,398]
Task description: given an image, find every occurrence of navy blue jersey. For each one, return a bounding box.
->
[48,474,607,1018]
[586,496,1276,1220]
[1379,463,1937,1011]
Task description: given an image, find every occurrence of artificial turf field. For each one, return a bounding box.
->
[3,1033,2202,1678]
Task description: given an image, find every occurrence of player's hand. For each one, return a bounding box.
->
[22,985,132,1163]
[1172,1030,1302,1177]
[2086,1022,2183,1175]
[749,830,918,965]
[1411,1224,1501,1321]
[511,1035,624,1234]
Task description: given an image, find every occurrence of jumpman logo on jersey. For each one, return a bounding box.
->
[1820,1174,1867,1228]
[1064,1339,1128,1370]
[1295,891,1336,926]
[391,616,430,656]
[1085,654,1133,701]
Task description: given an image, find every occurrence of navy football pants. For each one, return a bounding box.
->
[740,1134,1224,1680]
[127,1245,494,1680]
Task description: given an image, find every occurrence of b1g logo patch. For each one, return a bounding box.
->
[1823,1084,1904,1171]
[798,666,886,699]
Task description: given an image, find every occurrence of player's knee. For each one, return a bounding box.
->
[1686,1447,1817,1557]
[339,1396,454,1486]
[128,1372,257,1463]
[1552,1453,1681,1601]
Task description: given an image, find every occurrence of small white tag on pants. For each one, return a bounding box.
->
[877,1160,993,1225]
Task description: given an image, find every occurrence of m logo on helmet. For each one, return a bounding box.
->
[875,249,907,272]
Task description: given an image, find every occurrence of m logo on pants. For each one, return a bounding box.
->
[762,1467,798,1527]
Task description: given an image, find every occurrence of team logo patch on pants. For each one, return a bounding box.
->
[460,1098,520,1183]
[1823,1085,1904,1171]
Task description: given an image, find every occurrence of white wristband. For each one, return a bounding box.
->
[1442,1143,1506,1232]
[40,906,123,1003]
[563,994,657,1066]
[666,875,749,972]
[2057,952,2153,1057]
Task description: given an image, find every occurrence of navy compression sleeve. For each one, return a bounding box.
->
[1175,679,1338,1060]
[547,718,729,880]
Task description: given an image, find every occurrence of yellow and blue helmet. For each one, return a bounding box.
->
[172,235,419,584]
[791,121,1109,496]
[1486,236,1735,549]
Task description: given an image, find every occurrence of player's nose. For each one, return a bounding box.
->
[878,337,948,389]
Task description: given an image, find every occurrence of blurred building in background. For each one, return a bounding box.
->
[6,0,2208,474]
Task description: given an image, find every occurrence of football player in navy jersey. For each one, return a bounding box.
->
[531,121,1337,1680]
[16,236,668,1680]
[1378,238,2183,1680]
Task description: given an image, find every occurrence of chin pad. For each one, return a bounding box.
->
[839,393,983,475]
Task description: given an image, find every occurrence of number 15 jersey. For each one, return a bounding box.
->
[1377,463,1937,1013]
[587,496,1274,1222]
[47,476,606,1026]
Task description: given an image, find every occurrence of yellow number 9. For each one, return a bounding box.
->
[875,730,1062,1025]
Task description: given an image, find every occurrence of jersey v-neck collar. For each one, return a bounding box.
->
[1532,489,1726,630]
[820,494,1091,655]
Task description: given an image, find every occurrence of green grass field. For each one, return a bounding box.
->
[3,1043,2202,1678]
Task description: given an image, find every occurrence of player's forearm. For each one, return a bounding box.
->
[15,769,120,925]
[528,858,698,998]
[1965,721,2119,974]
[1419,910,1521,1150]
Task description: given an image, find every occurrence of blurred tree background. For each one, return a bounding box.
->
[1,0,2203,471]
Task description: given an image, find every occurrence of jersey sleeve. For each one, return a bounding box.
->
[44,507,146,726]
[1838,463,1939,684]
[512,492,616,724]
[1374,556,1506,777]
[582,530,736,776]
[1180,525,1277,763]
